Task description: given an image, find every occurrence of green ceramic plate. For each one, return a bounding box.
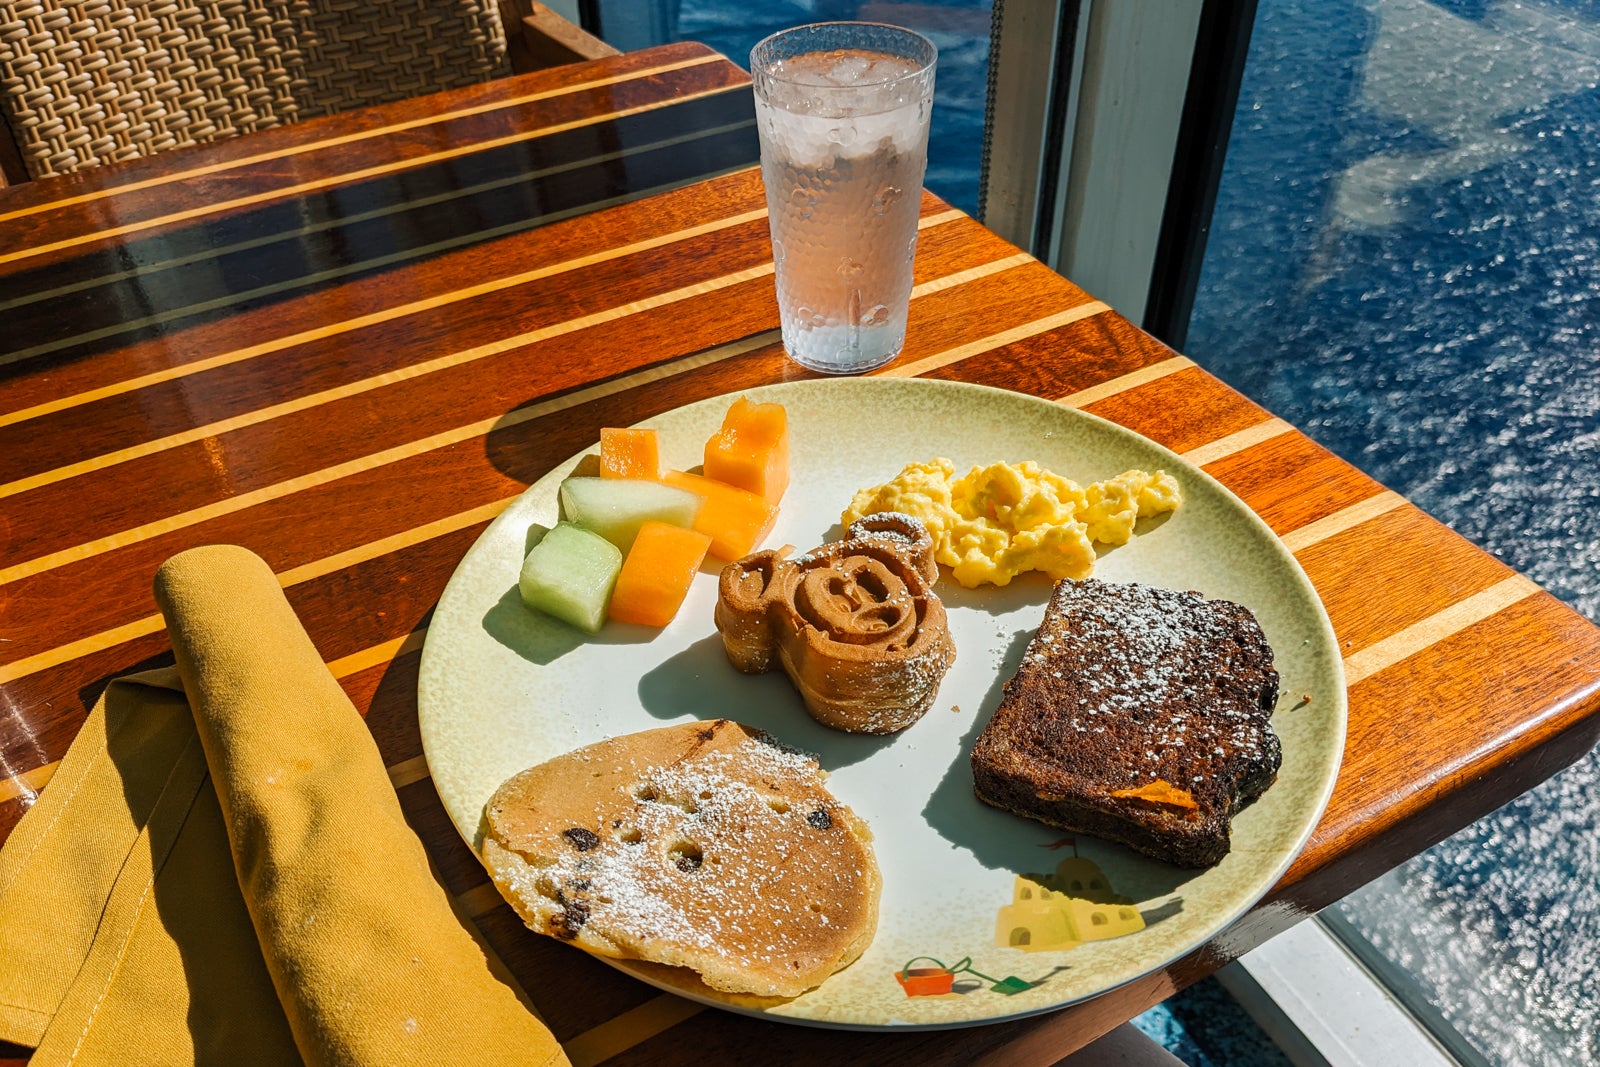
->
[418,377,1346,1029]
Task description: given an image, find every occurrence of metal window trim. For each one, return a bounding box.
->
[978,0,1079,255]
[1046,0,1204,325]
[1218,914,1480,1067]
[1141,0,1260,348]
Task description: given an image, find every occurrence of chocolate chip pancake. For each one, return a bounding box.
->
[481,719,880,998]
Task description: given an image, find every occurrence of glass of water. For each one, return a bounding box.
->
[750,23,937,374]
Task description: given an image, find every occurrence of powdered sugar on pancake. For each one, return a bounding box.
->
[482,720,880,998]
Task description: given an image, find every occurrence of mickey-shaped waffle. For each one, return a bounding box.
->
[714,512,957,734]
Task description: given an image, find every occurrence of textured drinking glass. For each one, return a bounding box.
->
[751,23,937,374]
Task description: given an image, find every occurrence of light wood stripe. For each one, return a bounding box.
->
[913,250,1032,296]
[0,53,725,227]
[0,203,769,398]
[0,760,55,805]
[880,300,1113,378]
[1057,356,1196,408]
[387,755,432,790]
[3,122,756,317]
[458,880,506,919]
[1182,418,1294,467]
[281,500,512,587]
[0,612,173,690]
[1281,491,1408,553]
[564,995,705,1067]
[1344,574,1542,686]
[0,500,514,684]
[0,81,744,269]
[325,628,428,680]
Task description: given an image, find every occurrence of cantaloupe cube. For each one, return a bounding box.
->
[609,521,713,627]
[703,397,789,504]
[600,427,660,480]
[661,469,780,561]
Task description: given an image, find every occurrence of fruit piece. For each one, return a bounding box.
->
[600,427,660,480]
[558,476,701,554]
[518,521,623,633]
[1110,779,1200,812]
[703,397,789,504]
[609,521,714,627]
[661,469,780,561]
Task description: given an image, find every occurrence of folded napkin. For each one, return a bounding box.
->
[0,546,570,1067]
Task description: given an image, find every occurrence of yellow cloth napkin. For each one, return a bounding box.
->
[0,545,570,1067]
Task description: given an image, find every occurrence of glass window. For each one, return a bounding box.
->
[1187,1,1600,1062]
[589,0,994,214]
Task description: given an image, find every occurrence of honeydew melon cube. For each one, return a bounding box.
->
[557,476,701,554]
[518,521,622,633]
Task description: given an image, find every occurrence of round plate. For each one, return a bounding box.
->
[418,377,1346,1029]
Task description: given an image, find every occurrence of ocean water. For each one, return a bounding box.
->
[1189,1,1600,1064]
[674,0,992,215]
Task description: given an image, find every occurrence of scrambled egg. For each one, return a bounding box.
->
[843,459,1181,588]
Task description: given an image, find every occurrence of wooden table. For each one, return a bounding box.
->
[3,41,1599,1066]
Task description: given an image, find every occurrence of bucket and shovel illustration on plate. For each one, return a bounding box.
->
[894,956,1032,997]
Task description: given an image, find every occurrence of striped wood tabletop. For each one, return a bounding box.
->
[3,41,1599,1067]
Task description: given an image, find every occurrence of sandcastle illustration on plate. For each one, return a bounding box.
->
[996,843,1145,952]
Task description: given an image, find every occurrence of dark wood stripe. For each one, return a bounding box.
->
[1201,430,1389,536]
[0,167,772,422]
[1298,505,1517,652]
[1292,591,1600,891]
[0,46,741,266]
[0,91,759,364]
[913,307,1167,399]
[1078,365,1273,454]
